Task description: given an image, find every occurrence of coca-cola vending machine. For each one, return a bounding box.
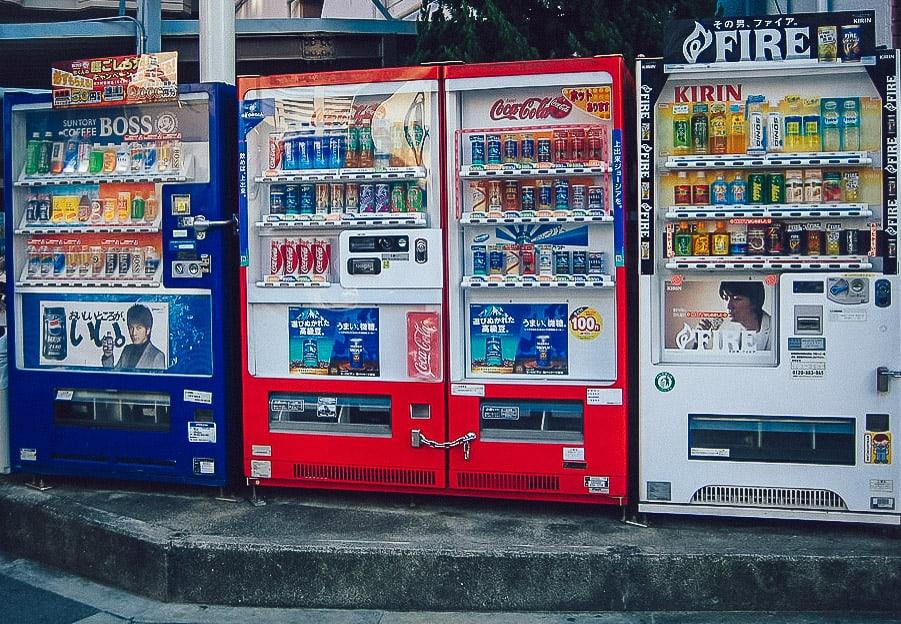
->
[238,68,447,492]
[441,58,633,503]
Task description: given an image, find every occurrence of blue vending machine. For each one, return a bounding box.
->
[3,84,238,486]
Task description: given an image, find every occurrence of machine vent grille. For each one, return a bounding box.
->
[691,485,847,510]
[294,464,436,486]
[457,472,560,491]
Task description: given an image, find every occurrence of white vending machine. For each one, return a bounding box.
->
[637,11,901,524]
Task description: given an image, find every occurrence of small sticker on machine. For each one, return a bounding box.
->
[584,476,609,494]
[20,448,37,462]
[188,422,216,443]
[451,384,485,397]
[250,460,272,479]
[55,390,73,401]
[184,389,213,404]
[690,447,730,458]
[586,388,623,405]
[870,479,894,493]
[563,447,585,462]
[252,445,272,457]
[194,458,215,475]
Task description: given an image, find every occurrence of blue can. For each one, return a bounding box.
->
[283,135,299,170]
[285,185,300,215]
[521,135,536,163]
[299,184,315,214]
[553,249,571,275]
[554,179,569,210]
[472,245,488,275]
[487,134,502,165]
[302,338,319,367]
[297,134,313,169]
[488,245,505,275]
[469,134,486,166]
[503,135,518,163]
[311,135,329,169]
[328,134,345,169]
[485,336,504,367]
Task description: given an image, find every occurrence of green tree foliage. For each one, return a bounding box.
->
[408,0,720,65]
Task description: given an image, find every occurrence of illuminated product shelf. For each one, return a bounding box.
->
[256,213,427,231]
[664,203,873,220]
[18,271,162,289]
[665,255,872,271]
[462,274,614,288]
[255,166,427,183]
[662,151,872,170]
[461,211,613,225]
[459,164,608,178]
[15,157,194,186]
[255,278,331,288]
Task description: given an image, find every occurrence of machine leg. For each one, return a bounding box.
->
[215,487,238,503]
[26,476,52,491]
[249,482,266,507]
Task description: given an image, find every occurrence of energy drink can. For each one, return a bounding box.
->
[270,185,286,215]
[571,185,587,211]
[330,183,345,212]
[469,134,486,166]
[315,183,330,214]
[571,250,587,275]
[299,184,315,215]
[840,24,862,61]
[118,249,131,276]
[104,249,119,276]
[818,26,838,62]
[42,307,67,360]
[537,180,553,210]
[520,244,536,275]
[553,249,571,275]
[390,182,406,212]
[472,244,488,275]
[360,184,375,212]
[375,183,391,213]
[488,244,505,275]
[345,183,360,213]
[407,183,424,213]
[486,134,502,165]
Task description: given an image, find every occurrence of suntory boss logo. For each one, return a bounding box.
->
[490,96,572,121]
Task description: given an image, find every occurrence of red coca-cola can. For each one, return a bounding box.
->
[553,130,570,164]
[570,130,585,163]
[269,238,285,276]
[312,239,331,275]
[296,238,313,274]
[268,133,283,170]
[282,238,299,276]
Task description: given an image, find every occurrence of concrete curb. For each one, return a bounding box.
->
[0,478,899,611]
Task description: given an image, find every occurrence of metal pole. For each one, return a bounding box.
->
[199,0,236,85]
[137,0,162,53]
[816,0,829,11]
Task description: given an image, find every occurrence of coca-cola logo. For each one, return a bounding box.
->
[489,96,572,121]
[407,313,440,380]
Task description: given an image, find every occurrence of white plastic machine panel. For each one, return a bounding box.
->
[640,274,899,518]
[446,71,619,385]
[340,228,442,289]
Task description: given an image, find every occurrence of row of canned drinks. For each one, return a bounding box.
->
[472,243,607,277]
[26,244,161,280]
[269,182,424,217]
[267,238,332,280]
[468,128,608,169]
[470,179,607,214]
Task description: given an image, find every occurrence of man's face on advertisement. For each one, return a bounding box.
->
[724,294,754,326]
[128,322,150,345]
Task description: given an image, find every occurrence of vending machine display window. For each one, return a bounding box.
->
[479,398,583,443]
[268,392,391,436]
[53,388,170,432]
[688,414,855,465]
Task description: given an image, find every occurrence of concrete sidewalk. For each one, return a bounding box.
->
[0,475,899,613]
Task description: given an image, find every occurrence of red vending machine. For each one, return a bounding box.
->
[238,68,446,492]
[441,58,633,503]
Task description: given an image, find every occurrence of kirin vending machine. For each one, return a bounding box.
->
[239,68,446,492]
[637,11,901,523]
[442,58,632,503]
[4,81,238,486]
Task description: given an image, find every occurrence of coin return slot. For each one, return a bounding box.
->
[794,305,823,335]
[410,404,431,419]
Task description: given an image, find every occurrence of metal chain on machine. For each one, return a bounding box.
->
[411,430,477,460]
